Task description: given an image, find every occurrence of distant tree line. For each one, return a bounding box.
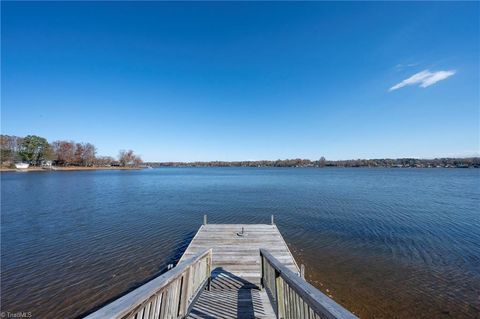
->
[146,156,480,168]
[0,134,142,168]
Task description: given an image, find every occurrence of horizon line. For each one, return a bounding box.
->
[144,156,480,163]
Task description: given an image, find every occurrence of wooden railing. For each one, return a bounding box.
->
[85,249,212,319]
[260,249,358,319]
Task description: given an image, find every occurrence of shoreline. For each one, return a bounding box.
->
[0,166,145,172]
[2,166,477,172]
[149,165,478,169]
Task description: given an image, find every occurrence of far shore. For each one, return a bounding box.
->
[0,166,145,172]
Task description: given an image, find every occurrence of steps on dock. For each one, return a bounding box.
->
[187,270,276,319]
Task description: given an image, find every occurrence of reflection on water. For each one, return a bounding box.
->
[1,168,479,318]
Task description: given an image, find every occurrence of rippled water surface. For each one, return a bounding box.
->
[1,168,479,318]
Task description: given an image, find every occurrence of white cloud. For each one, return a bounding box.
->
[395,63,419,70]
[389,69,456,91]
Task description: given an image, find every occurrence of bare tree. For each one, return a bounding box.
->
[74,143,85,166]
[83,143,96,166]
[118,150,142,167]
[1,135,24,165]
[52,141,76,166]
[95,156,114,166]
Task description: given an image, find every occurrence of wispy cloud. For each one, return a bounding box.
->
[389,69,456,91]
[394,63,419,70]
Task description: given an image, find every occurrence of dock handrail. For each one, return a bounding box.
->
[85,248,212,319]
[260,248,358,319]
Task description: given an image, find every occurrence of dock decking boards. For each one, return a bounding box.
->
[180,224,299,286]
[181,224,299,319]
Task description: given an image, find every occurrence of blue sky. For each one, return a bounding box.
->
[1,2,479,161]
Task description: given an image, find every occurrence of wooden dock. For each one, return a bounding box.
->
[179,221,299,287]
[85,217,357,319]
[181,220,297,318]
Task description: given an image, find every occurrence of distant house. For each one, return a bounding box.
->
[42,160,53,168]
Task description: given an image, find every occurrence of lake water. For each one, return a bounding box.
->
[1,168,479,318]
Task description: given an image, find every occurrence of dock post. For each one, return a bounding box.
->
[203,214,207,225]
[275,272,286,318]
[271,214,274,225]
[300,264,305,279]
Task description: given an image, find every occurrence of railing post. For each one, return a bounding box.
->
[178,266,191,317]
[203,214,207,225]
[276,272,285,319]
[206,250,212,291]
[260,250,265,290]
[271,214,274,225]
[300,264,305,279]
[159,288,168,318]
